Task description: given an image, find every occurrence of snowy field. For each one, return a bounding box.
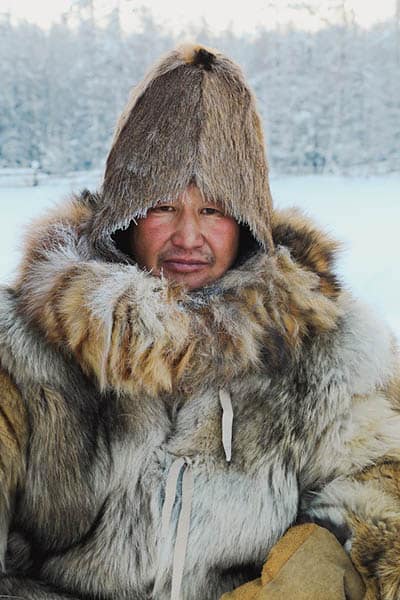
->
[0,170,399,340]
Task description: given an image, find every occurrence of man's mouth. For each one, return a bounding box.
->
[162,259,210,273]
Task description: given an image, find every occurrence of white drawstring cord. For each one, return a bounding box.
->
[156,389,233,599]
[219,388,233,462]
[159,456,194,600]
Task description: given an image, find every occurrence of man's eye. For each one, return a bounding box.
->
[151,205,175,213]
[201,207,222,216]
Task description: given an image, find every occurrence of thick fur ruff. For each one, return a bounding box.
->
[0,191,399,599]
[15,197,343,397]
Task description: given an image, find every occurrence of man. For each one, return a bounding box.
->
[128,184,241,291]
[0,43,399,600]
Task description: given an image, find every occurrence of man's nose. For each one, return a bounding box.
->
[171,214,204,249]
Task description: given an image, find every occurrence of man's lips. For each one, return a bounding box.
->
[162,259,210,273]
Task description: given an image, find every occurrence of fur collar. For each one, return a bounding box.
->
[11,195,343,395]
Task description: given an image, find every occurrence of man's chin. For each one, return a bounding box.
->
[161,268,213,290]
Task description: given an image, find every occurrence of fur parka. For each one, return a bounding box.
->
[1,44,400,600]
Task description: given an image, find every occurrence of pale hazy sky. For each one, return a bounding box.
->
[0,0,397,33]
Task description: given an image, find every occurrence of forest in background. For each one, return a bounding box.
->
[0,2,399,176]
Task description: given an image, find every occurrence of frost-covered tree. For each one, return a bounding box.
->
[0,5,398,175]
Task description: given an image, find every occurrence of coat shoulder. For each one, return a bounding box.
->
[271,208,398,397]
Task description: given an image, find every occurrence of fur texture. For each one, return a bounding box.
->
[1,43,400,600]
[0,193,399,599]
[16,199,342,397]
[99,43,274,257]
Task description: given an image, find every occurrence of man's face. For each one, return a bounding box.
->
[129,186,240,290]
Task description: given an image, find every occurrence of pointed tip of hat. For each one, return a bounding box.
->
[177,42,217,69]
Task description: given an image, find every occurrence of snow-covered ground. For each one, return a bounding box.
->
[0,171,399,340]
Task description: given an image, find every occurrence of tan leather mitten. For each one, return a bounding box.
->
[220,524,365,600]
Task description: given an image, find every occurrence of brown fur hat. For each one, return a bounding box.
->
[92,43,274,258]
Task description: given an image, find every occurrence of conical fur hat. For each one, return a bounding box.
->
[93,43,274,256]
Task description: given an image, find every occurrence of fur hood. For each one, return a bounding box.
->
[13,192,344,397]
[93,43,274,260]
[11,42,345,394]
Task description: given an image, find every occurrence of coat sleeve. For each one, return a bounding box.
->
[0,369,81,598]
[0,368,27,567]
[299,368,400,600]
[15,197,193,397]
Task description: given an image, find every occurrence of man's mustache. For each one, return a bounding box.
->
[158,250,215,265]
